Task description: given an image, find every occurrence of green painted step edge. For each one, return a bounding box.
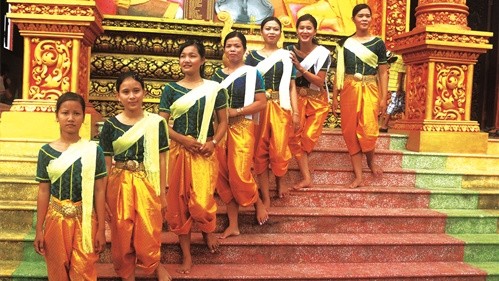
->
[436,209,498,234]
[450,234,499,263]
[468,262,499,281]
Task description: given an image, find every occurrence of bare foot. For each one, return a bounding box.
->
[218,225,240,239]
[176,255,192,274]
[292,178,312,190]
[368,162,383,177]
[276,178,289,198]
[156,264,172,281]
[345,177,363,189]
[202,232,220,253]
[255,199,269,225]
[262,196,271,210]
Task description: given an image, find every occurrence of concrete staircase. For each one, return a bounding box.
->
[0,129,498,280]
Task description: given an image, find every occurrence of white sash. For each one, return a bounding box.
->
[219,65,257,120]
[47,140,96,253]
[298,45,331,92]
[112,112,164,195]
[255,49,293,110]
[170,80,222,143]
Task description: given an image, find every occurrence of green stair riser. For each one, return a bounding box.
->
[417,174,463,189]
[403,155,447,170]
[430,193,479,209]
[463,245,499,263]
[445,217,498,234]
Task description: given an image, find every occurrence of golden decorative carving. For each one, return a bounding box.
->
[419,0,466,4]
[392,120,480,132]
[9,3,95,17]
[90,54,223,81]
[90,79,165,99]
[93,32,223,58]
[406,63,427,120]
[30,38,72,100]
[9,99,56,112]
[90,100,158,118]
[433,63,467,121]
[385,0,409,49]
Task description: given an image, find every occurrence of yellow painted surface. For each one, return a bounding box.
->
[406,131,488,154]
[0,111,91,140]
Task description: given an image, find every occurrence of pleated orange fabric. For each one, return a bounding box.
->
[340,76,380,155]
[216,119,258,207]
[254,99,292,177]
[43,202,98,281]
[166,140,218,235]
[106,168,162,278]
[289,88,329,158]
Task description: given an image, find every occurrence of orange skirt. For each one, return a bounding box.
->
[254,99,292,177]
[106,168,162,278]
[166,140,218,235]
[340,76,380,155]
[289,87,329,158]
[216,118,258,207]
[43,199,98,281]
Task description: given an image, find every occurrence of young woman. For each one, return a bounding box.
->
[245,16,300,208]
[34,92,107,281]
[211,31,268,237]
[288,13,331,190]
[99,72,171,281]
[159,40,228,274]
[332,3,388,188]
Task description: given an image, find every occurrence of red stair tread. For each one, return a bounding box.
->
[96,262,486,280]
[159,232,464,246]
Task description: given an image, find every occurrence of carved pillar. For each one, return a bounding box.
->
[1,1,103,140]
[391,0,493,153]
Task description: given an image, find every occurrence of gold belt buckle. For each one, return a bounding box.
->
[61,204,78,218]
[125,160,139,170]
[298,87,308,97]
[353,73,364,82]
[265,89,272,100]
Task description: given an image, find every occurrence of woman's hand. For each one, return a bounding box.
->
[94,229,106,254]
[160,193,168,221]
[379,99,387,116]
[292,113,301,131]
[332,97,339,116]
[33,229,45,255]
[198,141,216,157]
[181,136,203,154]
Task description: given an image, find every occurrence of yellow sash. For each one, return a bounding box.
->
[335,37,378,90]
[47,139,97,253]
[112,112,165,196]
[170,80,222,143]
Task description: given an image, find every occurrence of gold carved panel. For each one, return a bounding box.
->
[406,63,427,121]
[433,63,467,121]
[29,38,73,100]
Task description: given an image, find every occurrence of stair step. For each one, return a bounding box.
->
[0,156,37,178]
[0,260,489,281]
[267,186,431,208]
[0,177,38,201]
[213,206,447,234]
[98,232,469,264]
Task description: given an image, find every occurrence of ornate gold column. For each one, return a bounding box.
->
[391,0,493,153]
[0,0,103,140]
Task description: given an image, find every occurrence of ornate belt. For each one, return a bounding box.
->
[229,115,246,125]
[50,197,82,218]
[115,160,145,172]
[345,74,377,83]
[297,87,324,98]
[265,89,279,100]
